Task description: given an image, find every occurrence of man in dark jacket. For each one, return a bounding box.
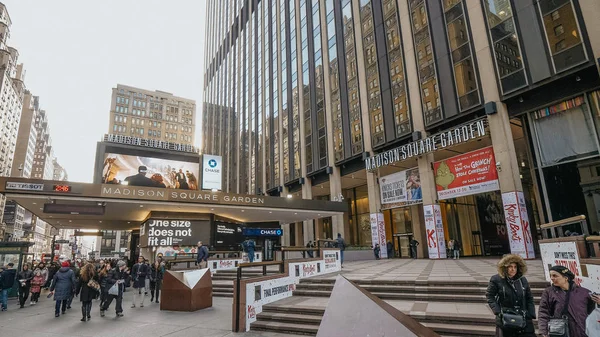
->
[1,263,17,311]
[409,239,419,259]
[124,166,155,187]
[386,241,394,259]
[17,264,33,308]
[335,234,346,266]
[101,260,127,317]
[196,241,209,268]
[131,256,149,308]
[66,261,80,309]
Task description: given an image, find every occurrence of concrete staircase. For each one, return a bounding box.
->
[250,278,547,336]
[211,268,281,298]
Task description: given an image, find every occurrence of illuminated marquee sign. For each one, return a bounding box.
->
[53,185,72,192]
[103,134,198,153]
[365,119,487,170]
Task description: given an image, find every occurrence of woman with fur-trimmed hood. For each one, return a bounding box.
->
[486,254,536,337]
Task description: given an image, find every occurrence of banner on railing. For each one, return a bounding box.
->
[244,249,341,331]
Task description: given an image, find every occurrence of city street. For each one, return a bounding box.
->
[0,289,284,337]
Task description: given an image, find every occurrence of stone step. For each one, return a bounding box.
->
[295,283,543,295]
[250,320,318,336]
[291,289,541,304]
[213,292,233,298]
[263,304,325,316]
[300,278,548,289]
[257,312,322,325]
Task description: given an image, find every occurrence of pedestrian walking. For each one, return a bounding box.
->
[409,238,419,259]
[76,263,99,322]
[386,241,393,259]
[17,263,33,308]
[196,241,209,268]
[49,261,76,317]
[373,244,381,260]
[100,260,127,317]
[98,263,111,309]
[335,233,346,266]
[1,263,17,311]
[144,259,150,295]
[453,240,461,259]
[242,238,256,263]
[36,262,49,288]
[66,261,80,310]
[29,268,44,305]
[448,239,455,258]
[149,261,164,303]
[306,241,315,258]
[44,262,58,289]
[131,256,149,308]
[538,265,600,337]
[486,254,536,337]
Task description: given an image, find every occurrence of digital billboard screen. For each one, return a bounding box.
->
[102,153,200,190]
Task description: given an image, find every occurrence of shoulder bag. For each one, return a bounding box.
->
[87,279,100,291]
[548,288,571,337]
[108,282,119,296]
[500,279,527,331]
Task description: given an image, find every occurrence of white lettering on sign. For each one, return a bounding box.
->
[6,182,44,191]
[146,220,194,246]
[366,119,486,170]
[103,134,198,153]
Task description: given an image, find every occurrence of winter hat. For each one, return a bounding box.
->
[117,260,126,268]
[550,265,575,280]
[61,261,70,267]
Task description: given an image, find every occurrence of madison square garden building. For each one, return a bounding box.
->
[202,0,600,258]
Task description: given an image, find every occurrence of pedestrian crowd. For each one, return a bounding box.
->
[0,256,165,321]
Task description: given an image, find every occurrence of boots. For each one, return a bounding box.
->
[87,302,92,320]
[81,306,87,322]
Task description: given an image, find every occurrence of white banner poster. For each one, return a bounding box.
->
[202,154,222,190]
[369,213,387,258]
[539,241,583,286]
[423,205,446,259]
[379,168,422,204]
[502,191,535,259]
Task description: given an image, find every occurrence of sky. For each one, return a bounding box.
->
[3,0,207,183]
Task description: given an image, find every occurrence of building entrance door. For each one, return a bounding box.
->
[393,233,412,258]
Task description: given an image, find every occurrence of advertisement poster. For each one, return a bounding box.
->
[423,205,446,259]
[202,154,223,190]
[476,192,510,256]
[379,168,422,204]
[539,242,583,286]
[102,153,199,190]
[369,213,387,258]
[502,191,535,259]
[141,219,210,247]
[434,146,500,200]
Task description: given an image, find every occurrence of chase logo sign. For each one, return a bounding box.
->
[243,228,283,236]
[202,155,222,190]
[208,159,217,168]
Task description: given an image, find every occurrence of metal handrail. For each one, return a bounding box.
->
[234,260,284,332]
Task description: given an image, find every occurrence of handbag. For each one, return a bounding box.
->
[548,288,571,337]
[87,279,100,291]
[500,279,527,331]
[108,283,119,296]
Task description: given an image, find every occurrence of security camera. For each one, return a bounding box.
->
[496,161,502,172]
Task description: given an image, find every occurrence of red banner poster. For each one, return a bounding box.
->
[434,146,500,200]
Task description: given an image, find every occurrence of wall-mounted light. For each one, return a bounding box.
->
[286,194,293,199]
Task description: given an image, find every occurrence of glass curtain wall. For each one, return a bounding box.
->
[340,0,364,157]
[408,0,442,126]
[301,0,313,174]
[257,2,263,194]
[346,185,371,246]
[273,0,281,188]
[326,0,344,162]
[358,0,385,147]
[312,0,327,169]
[250,9,256,194]
[265,0,273,190]
[290,0,301,180]
[281,0,290,182]
[441,0,480,111]
[382,0,410,138]
[482,0,527,94]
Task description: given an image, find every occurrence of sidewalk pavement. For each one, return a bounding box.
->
[331,257,548,283]
[0,288,285,337]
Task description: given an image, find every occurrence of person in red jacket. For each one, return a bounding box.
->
[29,269,45,305]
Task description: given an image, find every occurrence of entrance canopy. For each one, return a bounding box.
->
[0,178,348,231]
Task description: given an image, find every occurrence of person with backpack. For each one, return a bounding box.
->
[242,238,256,263]
[335,233,346,266]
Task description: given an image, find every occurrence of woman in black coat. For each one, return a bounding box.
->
[17,263,33,308]
[486,254,536,337]
[149,261,164,303]
[75,263,98,322]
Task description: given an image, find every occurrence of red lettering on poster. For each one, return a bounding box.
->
[504,204,522,242]
[522,220,532,244]
[303,264,316,276]
[427,229,436,248]
[219,260,234,268]
[247,305,256,319]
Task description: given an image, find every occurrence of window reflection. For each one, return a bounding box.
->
[442,0,480,111]
[538,0,587,72]
[483,0,527,93]
[327,0,344,162]
[342,0,363,156]
[408,0,442,126]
